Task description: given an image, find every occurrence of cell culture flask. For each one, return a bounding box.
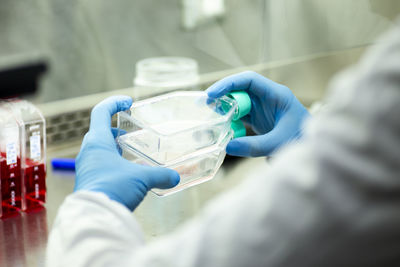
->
[117,91,247,196]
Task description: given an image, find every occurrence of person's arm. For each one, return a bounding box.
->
[47,21,400,267]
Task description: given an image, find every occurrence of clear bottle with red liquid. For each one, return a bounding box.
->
[0,104,23,218]
[4,100,46,212]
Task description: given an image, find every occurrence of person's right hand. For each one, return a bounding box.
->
[206,71,310,157]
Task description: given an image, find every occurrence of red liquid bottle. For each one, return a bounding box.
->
[4,100,47,212]
[0,116,23,219]
[23,159,46,211]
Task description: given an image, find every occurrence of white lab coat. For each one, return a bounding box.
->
[46,21,400,267]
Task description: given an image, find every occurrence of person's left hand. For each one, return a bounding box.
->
[74,96,180,211]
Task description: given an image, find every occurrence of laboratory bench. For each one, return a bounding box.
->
[0,142,268,267]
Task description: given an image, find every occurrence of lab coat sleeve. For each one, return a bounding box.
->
[46,191,146,266]
[47,20,400,267]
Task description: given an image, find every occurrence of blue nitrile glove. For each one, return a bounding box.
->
[74,96,180,211]
[206,71,310,157]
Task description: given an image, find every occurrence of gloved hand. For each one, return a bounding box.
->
[206,71,310,157]
[74,96,180,211]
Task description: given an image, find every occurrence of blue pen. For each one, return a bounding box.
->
[51,158,76,170]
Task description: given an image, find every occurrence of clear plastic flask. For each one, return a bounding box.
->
[117,91,239,196]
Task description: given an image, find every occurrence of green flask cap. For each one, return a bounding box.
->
[231,120,246,138]
[226,91,251,138]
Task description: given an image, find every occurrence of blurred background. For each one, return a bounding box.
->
[1,0,398,146]
[1,0,399,103]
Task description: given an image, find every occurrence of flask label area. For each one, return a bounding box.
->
[30,134,41,160]
[6,141,17,165]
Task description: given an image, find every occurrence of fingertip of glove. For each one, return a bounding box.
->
[226,140,245,156]
[205,88,217,98]
[206,84,226,98]
[117,96,133,110]
[153,168,180,189]
[172,171,180,186]
[95,95,133,116]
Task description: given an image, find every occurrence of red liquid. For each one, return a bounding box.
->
[0,155,22,218]
[23,159,46,212]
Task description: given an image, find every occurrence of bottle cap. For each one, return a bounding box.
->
[226,91,251,138]
[231,120,246,138]
[227,91,251,120]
